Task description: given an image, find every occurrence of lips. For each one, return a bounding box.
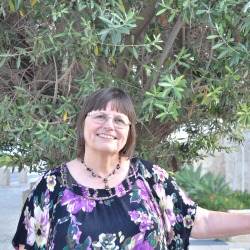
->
[97,133,117,140]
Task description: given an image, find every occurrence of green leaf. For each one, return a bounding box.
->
[31,0,37,7]
[207,35,219,40]
[119,45,125,53]
[8,0,15,12]
[15,0,22,10]
[243,2,250,13]
[212,42,224,50]
[155,112,167,121]
[16,55,21,69]
[117,0,126,13]
[156,8,167,16]
[154,44,162,50]
[132,47,138,59]
[217,49,228,59]
[99,29,110,43]
[196,9,207,15]
[154,102,166,111]
[0,56,7,68]
[111,31,121,45]
[178,61,190,68]
[99,16,114,26]
[168,12,176,22]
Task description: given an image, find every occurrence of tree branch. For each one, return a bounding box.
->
[131,1,157,40]
[52,56,58,104]
[113,1,157,79]
[149,15,185,89]
[57,60,76,92]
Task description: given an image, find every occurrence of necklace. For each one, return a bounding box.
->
[81,157,121,189]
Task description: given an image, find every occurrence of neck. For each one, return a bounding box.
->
[83,149,121,177]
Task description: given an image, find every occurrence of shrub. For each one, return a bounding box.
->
[175,165,250,211]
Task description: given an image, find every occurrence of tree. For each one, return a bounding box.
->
[0,0,250,171]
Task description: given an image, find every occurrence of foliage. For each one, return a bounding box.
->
[175,165,250,211]
[0,0,250,170]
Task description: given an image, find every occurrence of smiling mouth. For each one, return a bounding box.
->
[97,133,117,140]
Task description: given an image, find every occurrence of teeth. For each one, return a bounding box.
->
[98,134,116,139]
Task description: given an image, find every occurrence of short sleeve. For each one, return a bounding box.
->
[12,170,59,249]
[138,159,197,249]
[150,164,197,247]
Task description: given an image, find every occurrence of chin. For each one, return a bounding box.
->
[95,146,119,155]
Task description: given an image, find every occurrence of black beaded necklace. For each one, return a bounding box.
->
[81,157,121,189]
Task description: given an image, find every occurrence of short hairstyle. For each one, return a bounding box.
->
[76,87,137,159]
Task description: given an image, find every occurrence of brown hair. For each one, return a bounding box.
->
[76,87,137,159]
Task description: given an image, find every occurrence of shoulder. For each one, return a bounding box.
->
[27,164,65,200]
[132,157,155,172]
[137,158,197,203]
[132,157,171,182]
[36,164,63,184]
[43,164,64,189]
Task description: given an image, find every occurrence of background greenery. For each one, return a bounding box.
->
[175,165,250,211]
[0,0,250,173]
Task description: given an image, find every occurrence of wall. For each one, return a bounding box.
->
[195,131,250,192]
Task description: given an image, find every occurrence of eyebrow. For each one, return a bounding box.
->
[95,111,128,117]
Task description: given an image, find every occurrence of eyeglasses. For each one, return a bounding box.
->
[87,111,131,129]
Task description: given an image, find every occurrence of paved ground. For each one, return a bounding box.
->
[0,171,38,250]
[0,172,249,250]
[190,239,250,250]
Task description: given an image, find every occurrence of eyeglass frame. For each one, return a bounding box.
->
[86,110,131,129]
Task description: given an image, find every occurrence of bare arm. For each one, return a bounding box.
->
[191,206,250,238]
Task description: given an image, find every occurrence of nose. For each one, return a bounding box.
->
[103,117,115,129]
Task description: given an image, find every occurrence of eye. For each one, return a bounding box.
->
[96,114,105,118]
[114,117,126,125]
[93,113,106,121]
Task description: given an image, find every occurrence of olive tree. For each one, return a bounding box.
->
[0,0,250,171]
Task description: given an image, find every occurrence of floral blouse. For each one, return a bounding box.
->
[12,158,197,250]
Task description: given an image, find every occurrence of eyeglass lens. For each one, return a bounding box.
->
[89,112,130,128]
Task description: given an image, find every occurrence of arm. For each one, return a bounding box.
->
[191,206,250,238]
[12,174,52,249]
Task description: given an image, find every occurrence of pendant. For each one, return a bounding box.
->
[103,178,109,189]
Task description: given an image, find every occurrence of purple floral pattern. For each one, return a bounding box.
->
[135,179,151,201]
[115,183,127,197]
[61,189,96,214]
[128,210,154,232]
[13,158,197,249]
[134,240,154,250]
[24,205,50,247]
[152,164,168,182]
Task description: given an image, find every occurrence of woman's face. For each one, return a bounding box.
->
[83,102,130,156]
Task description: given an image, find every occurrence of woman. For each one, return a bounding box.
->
[13,87,250,250]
